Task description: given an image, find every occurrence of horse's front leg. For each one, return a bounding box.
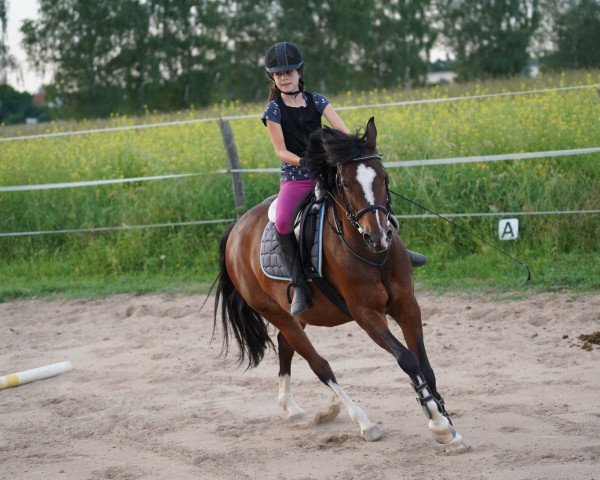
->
[392,297,467,450]
[355,307,467,452]
[277,331,306,421]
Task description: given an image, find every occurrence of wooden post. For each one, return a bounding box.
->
[219,118,245,213]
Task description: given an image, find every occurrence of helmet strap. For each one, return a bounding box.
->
[281,76,304,96]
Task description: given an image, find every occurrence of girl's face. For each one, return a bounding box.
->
[273,70,300,93]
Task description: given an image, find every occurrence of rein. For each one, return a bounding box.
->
[388,188,532,283]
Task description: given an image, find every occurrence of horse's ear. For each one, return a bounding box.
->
[365,117,377,147]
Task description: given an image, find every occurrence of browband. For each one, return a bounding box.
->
[353,153,383,162]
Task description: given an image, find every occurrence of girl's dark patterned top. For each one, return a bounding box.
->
[262,92,329,183]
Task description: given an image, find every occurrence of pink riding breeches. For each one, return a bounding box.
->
[275,179,316,234]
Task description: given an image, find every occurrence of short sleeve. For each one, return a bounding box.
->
[311,93,330,114]
[261,100,281,126]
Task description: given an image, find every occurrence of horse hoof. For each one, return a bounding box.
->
[287,410,307,422]
[442,433,469,454]
[362,424,385,442]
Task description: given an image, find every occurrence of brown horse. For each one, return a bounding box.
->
[214,117,467,451]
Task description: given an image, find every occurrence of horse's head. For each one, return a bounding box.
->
[308,117,393,253]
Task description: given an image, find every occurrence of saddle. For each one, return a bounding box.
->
[260,194,352,318]
[260,194,325,280]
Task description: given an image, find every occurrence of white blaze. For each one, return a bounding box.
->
[356,164,377,205]
[356,164,385,235]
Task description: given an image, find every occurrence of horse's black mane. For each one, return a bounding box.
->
[305,125,377,191]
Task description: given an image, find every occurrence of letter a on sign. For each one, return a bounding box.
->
[499,218,519,240]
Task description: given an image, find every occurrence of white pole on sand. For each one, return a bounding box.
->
[0,361,74,390]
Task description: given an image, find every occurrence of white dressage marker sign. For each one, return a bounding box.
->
[499,218,519,240]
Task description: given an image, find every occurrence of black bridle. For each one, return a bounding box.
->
[333,153,393,237]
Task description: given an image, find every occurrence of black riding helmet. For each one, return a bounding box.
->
[264,42,304,75]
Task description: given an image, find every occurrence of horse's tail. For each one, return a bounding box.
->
[214,222,274,369]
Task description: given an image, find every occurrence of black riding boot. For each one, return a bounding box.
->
[407,249,428,267]
[276,232,312,316]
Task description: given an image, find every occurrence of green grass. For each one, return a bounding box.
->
[1,69,599,300]
[413,251,600,294]
[2,249,597,302]
[0,255,215,302]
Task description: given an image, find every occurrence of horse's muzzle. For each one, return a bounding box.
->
[362,227,392,253]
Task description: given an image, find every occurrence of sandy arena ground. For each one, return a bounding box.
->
[1,291,599,480]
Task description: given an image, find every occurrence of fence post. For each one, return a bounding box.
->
[219,118,245,213]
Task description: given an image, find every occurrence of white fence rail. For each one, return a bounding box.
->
[0,173,209,192]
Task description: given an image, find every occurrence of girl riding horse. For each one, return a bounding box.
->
[262,41,426,317]
[215,115,467,452]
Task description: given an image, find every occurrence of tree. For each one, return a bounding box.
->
[436,0,541,80]
[0,0,6,59]
[363,0,436,89]
[192,0,275,103]
[21,0,229,116]
[543,0,600,69]
[19,0,437,117]
[116,0,225,111]
[274,0,434,93]
[0,84,50,124]
[0,0,18,83]
[22,1,128,117]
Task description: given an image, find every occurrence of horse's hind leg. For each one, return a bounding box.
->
[277,320,384,442]
[277,331,306,421]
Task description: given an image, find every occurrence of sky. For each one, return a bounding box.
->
[5,0,45,93]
